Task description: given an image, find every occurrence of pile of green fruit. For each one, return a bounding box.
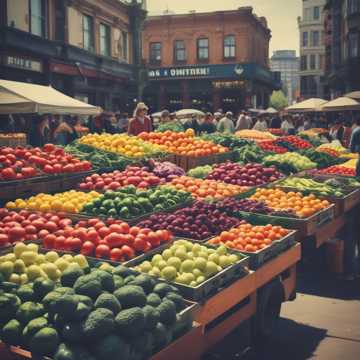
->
[276,177,347,197]
[201,134,252,150]
[235,144,267,164]
[0,257,192,359]
[133,240,242,287]
[298,149,346,169]
[187,165,213,179]
[82,185,193,219]
[0,243,89,285]
[263,153,316,174]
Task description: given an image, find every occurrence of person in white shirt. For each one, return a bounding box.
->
[253,115,268,131]
[213,112,222,126]
[281,115,295,134]
[236,111,251,131]
[217,112,235,134]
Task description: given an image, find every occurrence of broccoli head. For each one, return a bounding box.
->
[54,294,78,320]
[1,319,23,345]
[0,293,21,325]
[129,274,155,294]
[94,293,121,315]
[82,308,115,340]
[29,327,59,356]
[33,278,55,301]
[143,305,160,331]
[115,307,145,337]
[16,284,35,302]
[22,317,48,346]
[114,285,146,309]
[61,264,84,288]
[94,334,130,360]
[16,301,45,325]
[90,270,114,293]
[146,293,161,307]
[73,275,102,300]
[157,299,177,326]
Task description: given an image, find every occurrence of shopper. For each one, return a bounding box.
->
[253,115,268,132]
[117,112,129,133]
[213,112,222,126]
[160,110,171,124]
[184,114,201,135]
[281,115,295,134]
[270,115,281,129]
[304,116,312,130]
[329,119,345,142]
[217,112,235,134]
[53,116,79,145]
[28,114,50,147]
[200,113,216,134]
[128,102,152,136]
[236,111,251,131]
[343,120,353,148]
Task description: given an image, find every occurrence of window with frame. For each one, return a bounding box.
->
[29,0,47,37]
[348,32,360,58]
[310,54,316,69]
[174,40,186,62]
[122,31,128,60]
[300,55,308,70]
[313,6,320,20]
[302,32,308,47]
[197,38,209,60]
[312,31,320,46]
[150,42,161,63]
[83,15,94,52]
[100,23,111,56]
[224,35,236,58]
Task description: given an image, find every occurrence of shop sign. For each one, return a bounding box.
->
[148,63,275,85]
[4,56,42,72]
[212,80,245,89]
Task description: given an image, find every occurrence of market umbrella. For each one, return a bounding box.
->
[321,97,360,111]
[248,108,266,114]
[265,107,278,114]
[175,109,205,117]
[0,79,101,115]
[344,91,360,100]
[286,98,327,112]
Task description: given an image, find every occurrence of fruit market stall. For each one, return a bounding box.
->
[0,126,359,360]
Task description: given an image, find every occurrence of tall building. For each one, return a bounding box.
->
[142,7,278,113]
[270,50,299,105]
[0,0,146,111]
[298,0,326,99]
[324,0,360,98]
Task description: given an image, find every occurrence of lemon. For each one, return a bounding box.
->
[6,201,16,209]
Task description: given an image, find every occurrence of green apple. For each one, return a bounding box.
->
[8,273,21,284]
[192,268,202,278]
[192,244,202,254]
[216,245,228,256]
[229,254,239,264]
[180,260,194,273]
[161,266,177,281]
[13,243,27,258]
[44,251,59,263]
[198,251,208,260]
[140,261,152,273]
[167,257,181,270]
[54,259,70,272]
[150,267,161,277]
[194,257,207,271]
[35,254,46,265]
[208,253,220,265]
[73,255,88,268]
[26,243,39,253]
[182,273,195,285]
[196,276,206,285]
[157,260,167,271]
[162,249,173,261]
[219,255,232,268]
[27,265,42,281]
[204,261,218,277]
[13,259,26,274]
[20,273,28,284]
[151,254,163,266]
[62,254,73,262]
[0,261,14,279]
[174,248,187,261]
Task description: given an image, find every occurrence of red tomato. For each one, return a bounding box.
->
[129,226,141,237]
[133,237,147,252]
[98,227,111,238]
[110,248,123,262]
[44,221,58,232]
[95,244,110,259]
[0,234,9,246]
[54,236,66,250]
[43,143,55,153]
[121,245,135,260]
[64,237,82,251]
[38,229,50,239]
[59,218,72,228]
[1,168,16,180]
[31,219,45,230]
[8,227,26,239]
[86,229,99,244]
[43,234,56,248]
[25,225,37,234]
[147,231,160,246]
[81,241,96,256]
[43,165,55,174]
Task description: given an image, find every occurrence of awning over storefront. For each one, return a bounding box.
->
[0,79,101,115]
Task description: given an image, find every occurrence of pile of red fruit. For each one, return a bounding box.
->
[268,128,286,136]
[206,162,283,187]
[258,141,287,154]
[79,166,163,191]
[0,147,39,181]
[277,136,312,150]
[43,217,172,262]
[317,165,356,177]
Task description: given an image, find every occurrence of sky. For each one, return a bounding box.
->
[146,0,302,56]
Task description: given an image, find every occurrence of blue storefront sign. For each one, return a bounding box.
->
[148,63,276,86]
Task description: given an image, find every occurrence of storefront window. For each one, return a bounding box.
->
[174,40,186,62]
[29,0,47,37]
[100,23,111,57]
[197,38,209,60]
[224,35,236,58]
[83,15,94,52]
[150,42,162,64]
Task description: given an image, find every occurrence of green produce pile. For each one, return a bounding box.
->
[235,144,268,163]
[133,240,242,287]
[0,246,192,359]
[64,142,132,170]
[201,133,252,149]
[275,177,347,197]
[187,165,213,179]
[298,134,323,147]
[82,185,193,219]
[298,149,347,169]
[155,122,185,133]
[263,153,316,174]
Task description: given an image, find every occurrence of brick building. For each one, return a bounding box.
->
[142,7,277,113]
[0,0,146,111]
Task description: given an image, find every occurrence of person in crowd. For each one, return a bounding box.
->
[304,116,312,130]
[329,119,345,142]
[281,115,295,134]
[116,112,129,133]
[170,112,177,122]
[343,120,353,148]
[160,110,171,124]
[236,111,252,131]
[253,114,268,132]
[296,118,305,133]
[217,112,235,134]
[200,113,216,134]
[91,114,104,134]
[28,114,50,147]
[350,117,360,176]
[128,102,152,136]
[213,112,222,126]
[184,114,201,135]
[317,115,328,129]
[53,116,78,145]
[270,115,281,129]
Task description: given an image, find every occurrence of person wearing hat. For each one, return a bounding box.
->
[160,110,171,124]
[217,112,235,134]
[200,113,216,134]
[213,112,222,126]
[128,102,152,136]
[253,114,268,132]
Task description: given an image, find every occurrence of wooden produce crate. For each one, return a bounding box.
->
[125,242,250,301]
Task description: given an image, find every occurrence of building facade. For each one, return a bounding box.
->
[0,0,146,111]
[298,0,327,99]
[270,50,299,105]
[324,0,360,97]
[142,7,277,113]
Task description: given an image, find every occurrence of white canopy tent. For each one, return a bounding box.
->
[286,98,327,112]
[321,97,360,112]
[175,109,205,117]
[0,79,101,115]
[265,107,278,114]
[344,91,360,100]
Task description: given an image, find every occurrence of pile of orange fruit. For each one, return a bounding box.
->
[169,176,248,200]
[138,130,228,157]
[250,188,330,218]
[208,222,290,252]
